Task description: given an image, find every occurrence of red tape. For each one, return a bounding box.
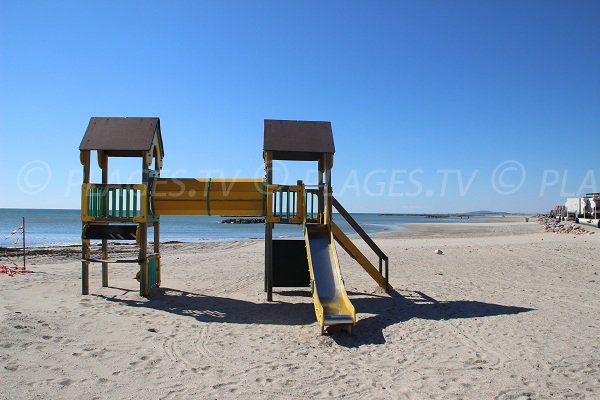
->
[4,225,23,240]
[0,265,30,277]
[1,224,28,276]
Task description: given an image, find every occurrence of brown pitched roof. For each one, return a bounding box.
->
[264,119,334,161]
[79,117,164,158]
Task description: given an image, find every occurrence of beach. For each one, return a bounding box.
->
[1,218,599,399]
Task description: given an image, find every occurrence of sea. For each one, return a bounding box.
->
[0,209,479,247]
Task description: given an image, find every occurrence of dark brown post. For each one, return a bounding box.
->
[325,155,333,228]
[101,153,109,287]
[154,220,160,287]
[139,155,149,296]
[385,258,389,293]
[318,156,324,224]
[22,216,26,270]
[264,151,273,301]
[81,151,90,295]
[154,161,161,287]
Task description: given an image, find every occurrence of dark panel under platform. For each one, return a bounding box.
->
[83,224,138,240]
[272,239,310,287]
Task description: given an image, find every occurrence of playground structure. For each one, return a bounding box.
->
[79,117,389,333]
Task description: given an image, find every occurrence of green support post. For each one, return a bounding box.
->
[279,190,283,219]
[286,189,290,219]
[111,189,117,217]
[119,188,123,217]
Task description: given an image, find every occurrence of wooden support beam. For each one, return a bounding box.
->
[153,163,161,288]
[82,258,140,264]
[154,219,160,287]
[81,151,90,295]
[139,156,149,296]
[101,153,109,287]
[318,156,324,223]
[325,159,332,229]
[264,151,273,301]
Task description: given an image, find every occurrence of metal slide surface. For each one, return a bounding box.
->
[305,225,355,331]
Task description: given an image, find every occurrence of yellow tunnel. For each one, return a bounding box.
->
[152,178,265,216]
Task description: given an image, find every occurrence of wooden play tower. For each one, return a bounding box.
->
[79,117,164,296]
[79,117,389,332]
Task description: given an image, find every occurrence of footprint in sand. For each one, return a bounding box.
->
[57,378,73,386]
[494,390,540,400]
[4,364,19,371]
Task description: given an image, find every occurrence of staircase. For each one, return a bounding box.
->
[332,196,390,292]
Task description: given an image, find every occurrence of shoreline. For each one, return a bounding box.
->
[5,217,597,265]
[0,214,536,249]
[5,215,597,254]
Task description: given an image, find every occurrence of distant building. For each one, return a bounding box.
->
[564,193,599,222]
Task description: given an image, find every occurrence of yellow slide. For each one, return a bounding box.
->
[305,224,356,334]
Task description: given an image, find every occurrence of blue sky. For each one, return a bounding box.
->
[1,1,598,213]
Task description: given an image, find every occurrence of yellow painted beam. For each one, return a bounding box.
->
[154,179,263,199]
[154,210,264,216]
[152,177,265,217]
[331,222,389,289]
[153,202,264,216]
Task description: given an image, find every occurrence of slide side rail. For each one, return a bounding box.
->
[332,196,389,291]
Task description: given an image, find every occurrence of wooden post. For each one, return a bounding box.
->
[139,156,149,296]
[101,153,109,287]
[264,152,273,301]
[318,156,324,223]
[81,151,90,295]
[154,220,160,287]
[22,217,26,270]
[384,258,389,293]
[139,227,148,296]
[325,156,332,229]
[153,156,161,288]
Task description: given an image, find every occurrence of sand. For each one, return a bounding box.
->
[1,219,599,399]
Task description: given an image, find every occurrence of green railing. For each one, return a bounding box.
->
[305,188,319,223]
[82,184,147,222]
[266,184,304,224]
